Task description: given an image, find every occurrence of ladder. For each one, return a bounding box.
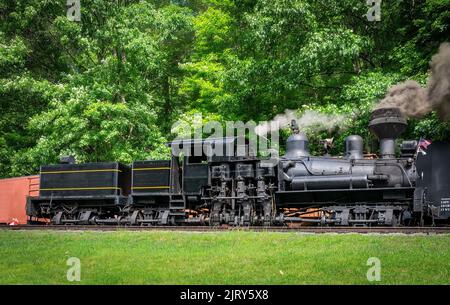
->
[169,194,185,216]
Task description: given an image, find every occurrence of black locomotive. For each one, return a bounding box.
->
[26,108,450,226]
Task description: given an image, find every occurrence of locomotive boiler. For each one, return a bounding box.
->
[26,108,450,226]
[276,108,417,226]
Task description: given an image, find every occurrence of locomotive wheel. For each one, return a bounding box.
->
[129,210,143,226]
[52,211,70,225]
[89,215,98,225]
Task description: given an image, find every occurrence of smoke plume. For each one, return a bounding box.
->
[375,80,429,118]
[375,42,450,120]
[428,42,450,120]
[255,109,347,136]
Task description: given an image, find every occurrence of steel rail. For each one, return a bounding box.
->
[1,225,449,234]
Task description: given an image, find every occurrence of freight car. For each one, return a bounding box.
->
[0,175,39,224]
[26,108,450,226]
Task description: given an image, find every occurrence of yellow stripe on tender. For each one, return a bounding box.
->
[41,169,122,174]
[40,187,121,191]
[132,186,170,189]
[133,167,170,171]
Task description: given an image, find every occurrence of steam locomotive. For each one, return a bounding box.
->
[26,108,450,226]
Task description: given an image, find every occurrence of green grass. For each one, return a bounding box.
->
[0,230,449,284]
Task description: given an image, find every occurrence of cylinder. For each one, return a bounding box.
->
[345,135,363,160]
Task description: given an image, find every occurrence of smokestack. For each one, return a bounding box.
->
[368,108,407,159]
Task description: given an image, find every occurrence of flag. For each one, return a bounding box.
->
[417,138,432,155]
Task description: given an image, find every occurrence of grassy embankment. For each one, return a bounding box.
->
[0,230,449,284]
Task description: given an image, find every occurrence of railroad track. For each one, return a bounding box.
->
[1,225,450,234]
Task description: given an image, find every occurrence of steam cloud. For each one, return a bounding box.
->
[256,43,450,136]
[428,42,450,120]
[255,109,347,136]
[375,42,450,120]
[375,80,429,118]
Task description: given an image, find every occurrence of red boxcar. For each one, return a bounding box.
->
[0,175,39,224]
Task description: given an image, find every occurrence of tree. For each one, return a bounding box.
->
[0,0,449,178]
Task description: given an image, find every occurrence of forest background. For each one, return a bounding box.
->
[0,0,449,177]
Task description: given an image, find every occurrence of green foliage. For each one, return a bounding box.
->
[11,89,168,176]
[414,113,450,141]
[0,0,449,177]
